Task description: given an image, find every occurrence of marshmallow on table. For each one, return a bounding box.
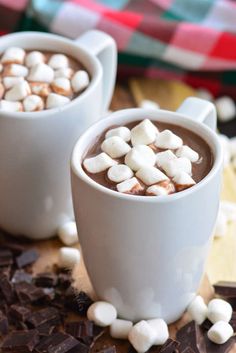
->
[187,295,208,325]
[46,93,70,109]
[110,319,133,339]
[51,78,72,96]
[83,152,117,174]
[58,247,80,268]
[117,177,143,194]
[131,119,158,146]
[3,76,24,89]
[87,301,117,327]
[0,100,23,112]
[162,157,192,178]
[30,82,51,97]
[107,164,133,183]
[101,136,131,159]
[128,320,156,353]
[105,126,131,142]
[4,64,28,77]
[125,145,156,172]
[1,47,25,65]
[156,150,177,168]
[23,95,44,112]
[147,318,169,345]
[207,298,232,324]
[207,321,233,345]
[176,145,199,163]
[136,166,168,186]
[71,70,89,93]
[28,63,54,83]
[48,54,69,69]
[57,221,78,246]
[25,51,45,68]
[139,99,160,110]
[173,171,196,191]
[215,96,236,123]
[214,209,227,238]
[155,130,183,150]
[5,81,31,101]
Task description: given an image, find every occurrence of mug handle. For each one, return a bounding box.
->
[177,97,217,131]
[75,30,117,112]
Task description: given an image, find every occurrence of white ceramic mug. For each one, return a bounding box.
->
[71,97,223,323]
[0,30,117,239]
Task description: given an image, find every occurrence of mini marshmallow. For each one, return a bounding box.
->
[48,54,69,69]
[4,64,28,77]
[131,119,158,146]
[0,100,23,112]
[147,319,169,345]
[156,150,177,168]
[176,145,199,163]
[71,70,89,93]
[139,99,160,110]
[105,126,131,142]
[101,136,131,159]
[162,157,192,178]
[215,96,236,123]
[58,247,80,268]
[146,184,171,196]
[1,47,25,65]
[23,95,44,112]
[128,320,156,353]
[207,298,233,324]
[83,152,117,174]
[25,51,45,68]
[207,321,233,345]
[46,93,70,109]
[136,166,168,186]
[218,134,231,167]
[110,319,133,339]
[5,81,31,101]
[107,164,133,183]
[30,82,51,97]
[57,221,78,246]
[51,77,72,96]
[54,67,74,79]
[155,130,183,150]
[125,145,156,172]
[214,210,227,238]
[187,295,208,325]
[87,301,117,327]
[196,88,213,101]
[3,76,24,89]
[117,177,143,194]
[28,63,54,83]
[173,171,196,191]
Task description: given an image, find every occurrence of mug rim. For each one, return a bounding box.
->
[71,107,223,203]
[0,31,101,119]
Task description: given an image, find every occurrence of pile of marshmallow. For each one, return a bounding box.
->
[0,47,89,112]
[83,119,200,196]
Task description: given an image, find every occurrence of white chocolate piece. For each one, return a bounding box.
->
[105,126,131,142]
[207,321,233,345]
[107,164,133,183]
[125,145,156,172]
[83,152,117,174]
[110,319,133,339]
[1,47,25,65]
[139,99,160,110]
[57,221,78,246]
[48,54,69,69]
[208,298,233,324]
[5,81,31,101]
[28,63,54,83]
[87,301,117,327]
[51,77,72,96]
[147,319,169,345]
[46,93,70,109]
[176,145,199,162]
[25,51,45,68]
[187,295,208,325]
[4,64,28,77]
[58,247,80,268]
[0,100,23,112]
[214,209,227,238]
[23,95,44,112]
[196,88,213,101]
[128,320,156,353]
[131,119,158,146]
[155,130,183,150]
[3,76,24,89]
[30,82,51,97]
[162,157,192,178]
[156,150,177,168]
[117,177,143,194]
[173,171,196,188]
[215,96,236,123]
[71,70,89,93]
[136,166,168,186]
[101,136,131,159]
[54,67,74,79]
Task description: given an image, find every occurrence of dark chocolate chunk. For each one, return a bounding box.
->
[1,266,11,279]
[67,341,90,353]
[11,270,33,284]
[35,332,79,353]
[15,282,45,304]
[176,321,206,353]
[1,329,39,353]
[96,347,116,353]
[159,338,180,352]
[9,305,31,322]
[0,310,8,335]
[0,275,15,304]
[16,249,39,268]
[58,273,72,289]
[34,272,58,288]
[200,319,212,331]
[204,333,236,353]
[65,320,94,339]
[0,250,13,267]
[225,297,236,311]
[26,307,61,328]
[37,323,57,337]
[214,281,236,297]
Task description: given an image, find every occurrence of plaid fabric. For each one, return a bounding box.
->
[1,0,236,98]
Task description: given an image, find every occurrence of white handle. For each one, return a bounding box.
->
[75,30,117,111]
[177,97,217,131]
